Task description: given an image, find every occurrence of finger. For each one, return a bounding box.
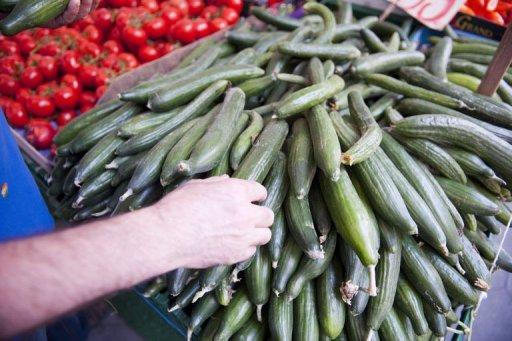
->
[226,179,267,202]
[241,246,257,261]
[184,175,229,185]
[248,228,272,246]
[252,206,274,228]
[61,0,81,24]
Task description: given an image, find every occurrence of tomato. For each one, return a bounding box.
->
[92,8,113,30]
[0,55,24,76]
[141,0,160,12]
[171,18,196,44]
[16,88,32,103]
[38,56,59,81]
[108,27,122,41]
[100,54,118,69]
[201,5,219,20]
[220,0,243,13]
[104,40,124,54]
[209,17,228,32]
[17,35,36,56]
[5,102,28,128]
[165,0,189,16]
[61,51,81,74]
[0,75,19,97]
[122,26,148,47]
[72,15,95,31]
[188,0,204,16]
[55,87,79,110]
[156,42,174,55]
[21,67,44,89]
[193,18,211,38]
[25,119,56,149]
[96,85,107,99]
[38,41,61,57]
[34,28,51,40]
[108,0,136,7]
[78,65,99,88]
[78,41,101,58]
[0,40,19,56]
[61,74,82,93]
[161,6,181,25]
[57,110,77,126]
[138,44,160,62]
[143,17,167,39]
[26,95,55,118]
[37,81,58,96]
[95,69,110,87]
[80,92,97,112]
[221,7,239,25]
[117,53,139,70]
[83,24,104,44]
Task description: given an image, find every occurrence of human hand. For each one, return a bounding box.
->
[146,176,274,269]
[46,0,99,28]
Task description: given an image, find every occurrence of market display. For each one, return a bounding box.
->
[45,1,512,340]
[0,0,242,150]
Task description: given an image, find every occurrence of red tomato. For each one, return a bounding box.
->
[96,85,107,99]
[209,17,228,32]
[37,81,58,96]
[61,74,82,93]
[108,27,122,41]
[5,102,28,128]
[143,17,167,39]
[55,87,79,110]
[61,51,81,74]
[26,95,55,117]
[25,119,56,149]
[38,41,61,57]
[188,0,204,16]
[78,65,99,88]
[101,54,118,69]
[38,56,59,81]
[57,110,77,126]
[34,28,51,40]
[165,0,189,16]
[104,40,124,54]
[193,18,211,38]
[122,26,148,47]
[141,0,160,12]
[0,74,19,97]
[138,44,160,62]
[201,5,219,20]
[78,41,101,58]
[16,88,32,103]
[72,15,95,31]
[83,24,104,44]
[15,34,35,56]
[95,69,110,87]
[156,42,174,55]
[21,67,44,89]
[161,6,181,25]
[221,7,239,25]
[171,18,196,43]
[80,92,97,112]
[220,0,243,13]
[118,52,139,69]
[0,40,19,56]
[92,8,113,30]
[108,0,135,7]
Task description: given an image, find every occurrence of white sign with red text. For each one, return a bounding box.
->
[389,0,466,30]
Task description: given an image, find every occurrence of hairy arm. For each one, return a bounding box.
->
[0,176,273,338]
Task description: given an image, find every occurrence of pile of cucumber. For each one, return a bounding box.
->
[48,1,512,340]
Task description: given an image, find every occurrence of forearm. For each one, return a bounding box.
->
[0,209,183,338]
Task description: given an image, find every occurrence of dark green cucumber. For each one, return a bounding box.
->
[401,236,451,313]
[149,65,264,112]
[394,275,429,336]
[128,184,163,211]
[372,21,408,40]
[188,294,220,341]
[117,109,180,138]
[194,265,231,303]
[346,313,377,341]
[435,177,499,216]
[426,37,452,80]
[230,111,264,170]
[227,31,262,47]
[72,195,111,221]
[0,0,69,35]
[169,279,201,312]
[246,246,272,321]
[232,317,266,341]
[378,219,400,254]
[372,94,402,121]
[352,50,425,76]
[284,193,323,259]
[394,136,466,183]
[278,42,360,61]
[309,184,333,244]
[422,246,479,305]
[199,311,222,341]
[293,281,319,341]
[397,313,416,341]
[0,0,18,12]
[238,76,276,97]
[423,302,447,337]
[214,287,254,341]
[444,146,496,179]
[468,180,512,225]
[285,231,336,300]
[111,152,146,187]
[177,38,216,68]
[459,235,490,290]
[273,237,303,295]
[477,215,502,235]
[251,6,303,30]
[74,170,116,207]
[269,291,293,341]
[68,103,143,154]
[261,152,288,214]
[276,75,345,118]
[288,118,316,199]
[265,26,312,75]
[232,120,289,183]
[54,99,123,146]
[214,276,233,307]
[378,308,409,341]
[361,27,389,52]
[269,209,287,269]
[253,32,288,53]
[316,261,345,339]
[167,268,192,297]
[464,229,512,272]
[304,2,335,43]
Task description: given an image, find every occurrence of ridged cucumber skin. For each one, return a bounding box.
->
[459,235,491,291]
[477,215,502,235]
[214,277,233,306]
[352,50,425,76]
[360,27,388,53]
[261,152,288,214]
[309,185,333,244]
[426,36,452,80]
[378,219,399,254]
[378,308,409,341]
[230,111,264,170]
[394,275,429,336]
[167,268,192,297]
[268,292,293,341]
[316,262,345,339]
[171,279,201,311]
[75,170,116,204]
[346,313,378,341]
[245,246,272,320]
[423,302,447,337]
[214,288,254,341]
[464,229,512,272]
[277,42,361,60]
[401,237,451,313]
[199,311,222,341]
[444,146,496,179]
[288,118,316,199]
[269,210,287,269]
[231,317,266,341]
[273,237,303,295]
[117,110,178,138]
[188,294,220,338]
[332,83,386,111]
[293,281,320,341]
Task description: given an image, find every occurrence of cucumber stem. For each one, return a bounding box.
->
[92,207,111,217]
[271,260,278,269]
[365,329,374,341]
[447,327,464,335]
[168,303,180,312]
[367,265,377,296]
[72,196,84,209]
[119,189,134,202]
[105,161,118,169]
[192,285,213,303]
[256,304,263,322]
[187,328,193,341]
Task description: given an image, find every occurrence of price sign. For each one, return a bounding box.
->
[389,0,466,30]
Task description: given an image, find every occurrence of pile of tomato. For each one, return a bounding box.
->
[0,0,242,150]
[461,0,512,26]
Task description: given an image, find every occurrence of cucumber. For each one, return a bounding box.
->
[288,118,316,199]
[401,236,451,313]
[444,147,496,179]
[245,246,272,321]
[464,229,512,272]
[293,281,319,341]
[394,136,466,183]
[261,152,288,215]
[265,27,312,75]
[372,21,408,40]
[426,37,452,80]
[284,193,323,260]
[332,23,364,42]
[336,0,352,24]
[179,88,245,175]
[422,246,479,305]
[194,265,231,303]
[309,184,333,244]
[316,261,345,339]
[278,42,361,61]
[199,311,221,341]
[464,213,478,232]
[387,31,401,52]
[276,75,345,118]
[477,215,502,235]
[117,80,227,156]
[214,287,254,341]
[459,235,490,290]
[378,308,409,341]
[423,302,447,337]
[128,184,163,210]
[435,177,499,216]
[169,279,201,312]
[371,95,402,121]
[269,292,293,341]
[238,76,276,97]
[323,60,335,79]
[74,170,116,207]
[177,38,216,68]
[361,27,389,53]
[273,237,303,296]
[72,196,111,221]
[269,209,287,269]
[467,180,512,225]
[397,313,416,341]
[346,313,377,341]
[253,32,288,53]
[394,275,429,336]
[447,72,482,93]
[286,230,336,300]
[232,317,266,341]
[215,277,233,306]
[304,2,335,43]
[377,219,399,254]
[230,111,264,170]
[366,246,402,331]
[277,73,309,85]
[54,99,123,146]
[332,83,386,111]
[117,109,180,138]
[227,31,262,47]
[251,6,303,31]
[149,65,264,112]
[351,50,425,76]
[188,294,220,341]
[111,152,146,187]
[167,268,192,297]
[0,0,69,35]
